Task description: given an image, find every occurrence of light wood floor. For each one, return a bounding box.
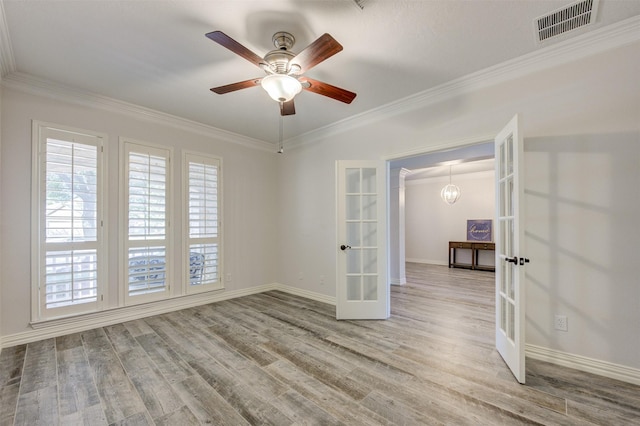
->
[1,263,639,425]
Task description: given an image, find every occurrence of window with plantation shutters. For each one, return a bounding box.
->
[122,140,172,304]
[33,123,105,319]
[184,153,222,293]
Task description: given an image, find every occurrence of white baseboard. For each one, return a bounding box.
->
[0,283,334,349]
[1,284,278,348]
[526,344,640,386]
[390,277,407,286]
[275,284,336,306]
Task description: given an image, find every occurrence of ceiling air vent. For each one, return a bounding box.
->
[535,0,599,43]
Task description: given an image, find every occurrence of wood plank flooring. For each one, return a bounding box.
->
[1,263,639,425]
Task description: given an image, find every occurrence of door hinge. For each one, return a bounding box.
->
[100,294,104,301]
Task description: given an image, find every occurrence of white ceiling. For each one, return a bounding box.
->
[1,0,639,144]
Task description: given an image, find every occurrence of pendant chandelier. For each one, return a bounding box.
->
[440,165,461,205]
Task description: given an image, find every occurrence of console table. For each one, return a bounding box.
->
[448,241,495,271]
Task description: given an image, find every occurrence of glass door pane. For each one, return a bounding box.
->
[345,167,378,302]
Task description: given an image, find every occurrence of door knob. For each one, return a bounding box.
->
[505,256,518,264]
[340,245,351,251]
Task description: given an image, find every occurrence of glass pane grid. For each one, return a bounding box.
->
[45,139,98,243]
[187,160,220,288]
[45,249,98,309]
[343,166,378,304]
[508,302,515,341]
[128,151,167,240]
[188,244,219,286]
[189,162,219,239]
[128,246,167,296]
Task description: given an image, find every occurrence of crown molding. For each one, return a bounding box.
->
[1,72,275,152]
[1,13,638,151]
[286,15,640,150]
[0,1,16,77]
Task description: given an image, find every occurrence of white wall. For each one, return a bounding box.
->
[277,40,640,372]
[524,133,640,370]
[0,86,279,338]
[405,171,495,265]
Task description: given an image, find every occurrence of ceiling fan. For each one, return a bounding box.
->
[206,30,357,116]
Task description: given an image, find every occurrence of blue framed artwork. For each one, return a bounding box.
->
[467,220,492,242]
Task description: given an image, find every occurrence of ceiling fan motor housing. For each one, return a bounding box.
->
[263,32,298,74]
[264,49,296,74]
[272,31,295,50]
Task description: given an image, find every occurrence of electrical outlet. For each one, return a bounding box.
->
[225,273,232,283]
[554,315,568,332]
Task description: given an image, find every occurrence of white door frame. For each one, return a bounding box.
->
[384,137,496,275]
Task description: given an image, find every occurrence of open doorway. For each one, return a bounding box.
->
[385,115,528,384]
[387,142,495,286]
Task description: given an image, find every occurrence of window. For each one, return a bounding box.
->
[122,139,172,304]
[184,153,222,293]
[32,123,105,319]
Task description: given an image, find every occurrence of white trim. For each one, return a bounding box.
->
[1,18,638,155]
[31,121,109,321]
[285,16,640,150]
[0,283,333,348]
[390,278,406,286]
[1,18,637,152]
[31,122,41,321]
[406,170,495,186]
[383,134,497,163]
[276,284,336,306]
[182,151,224,295]
[1,72,274,152]
[120,137,173,305]
[526,344,640,386]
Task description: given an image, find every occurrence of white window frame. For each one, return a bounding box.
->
[120,138,173,305]
[182,151,223,294]
[31,121,107,321]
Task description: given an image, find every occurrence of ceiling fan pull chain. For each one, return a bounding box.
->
[278,114,284,154]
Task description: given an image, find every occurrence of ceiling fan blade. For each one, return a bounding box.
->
[206,31,265,68]
[290,33,343,73]
[301,77,357,104]
[280,100,296,116]
[210,78,262,94]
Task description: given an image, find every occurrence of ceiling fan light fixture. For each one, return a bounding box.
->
[261,74,302,102]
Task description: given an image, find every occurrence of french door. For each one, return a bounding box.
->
[336,161,389,319]
[495,115,528,384]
